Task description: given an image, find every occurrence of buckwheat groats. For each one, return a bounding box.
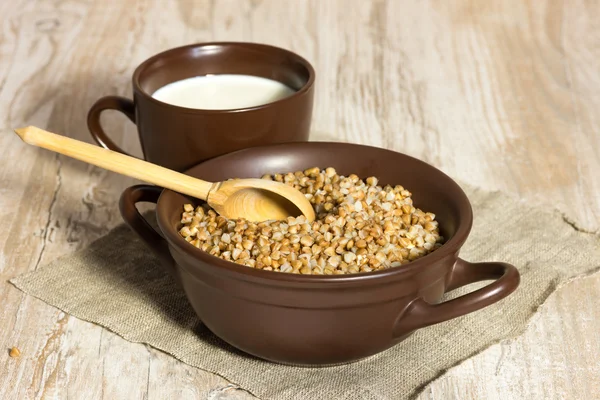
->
[178,167,444,275]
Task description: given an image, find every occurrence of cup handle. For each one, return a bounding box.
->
[87,96,136,156]
[393,258,520,337]
[119,184,178,279]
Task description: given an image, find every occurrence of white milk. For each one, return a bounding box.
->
[152,74,295,110]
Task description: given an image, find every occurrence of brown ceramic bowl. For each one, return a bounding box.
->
[119,143,520,366]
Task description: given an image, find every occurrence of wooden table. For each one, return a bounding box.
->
[2,1,599,398]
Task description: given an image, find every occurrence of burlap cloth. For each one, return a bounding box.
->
[10,185,600,399]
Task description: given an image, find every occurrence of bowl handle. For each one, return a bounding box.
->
[119,184,178,279]
[87,96,136,156]
[393,258,520,337]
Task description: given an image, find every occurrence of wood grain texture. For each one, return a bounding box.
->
[1,0,598,399]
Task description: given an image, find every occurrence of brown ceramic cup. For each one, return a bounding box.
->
[119,143,520,366]
[87,42,315,171]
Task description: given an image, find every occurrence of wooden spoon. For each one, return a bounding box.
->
[14,126,315,222]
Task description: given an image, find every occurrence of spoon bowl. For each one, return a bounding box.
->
[206,178,315,222]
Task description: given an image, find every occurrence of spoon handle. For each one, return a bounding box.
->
[14,126,214,201]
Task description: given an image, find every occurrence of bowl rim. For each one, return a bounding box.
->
[156,142,473,283]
